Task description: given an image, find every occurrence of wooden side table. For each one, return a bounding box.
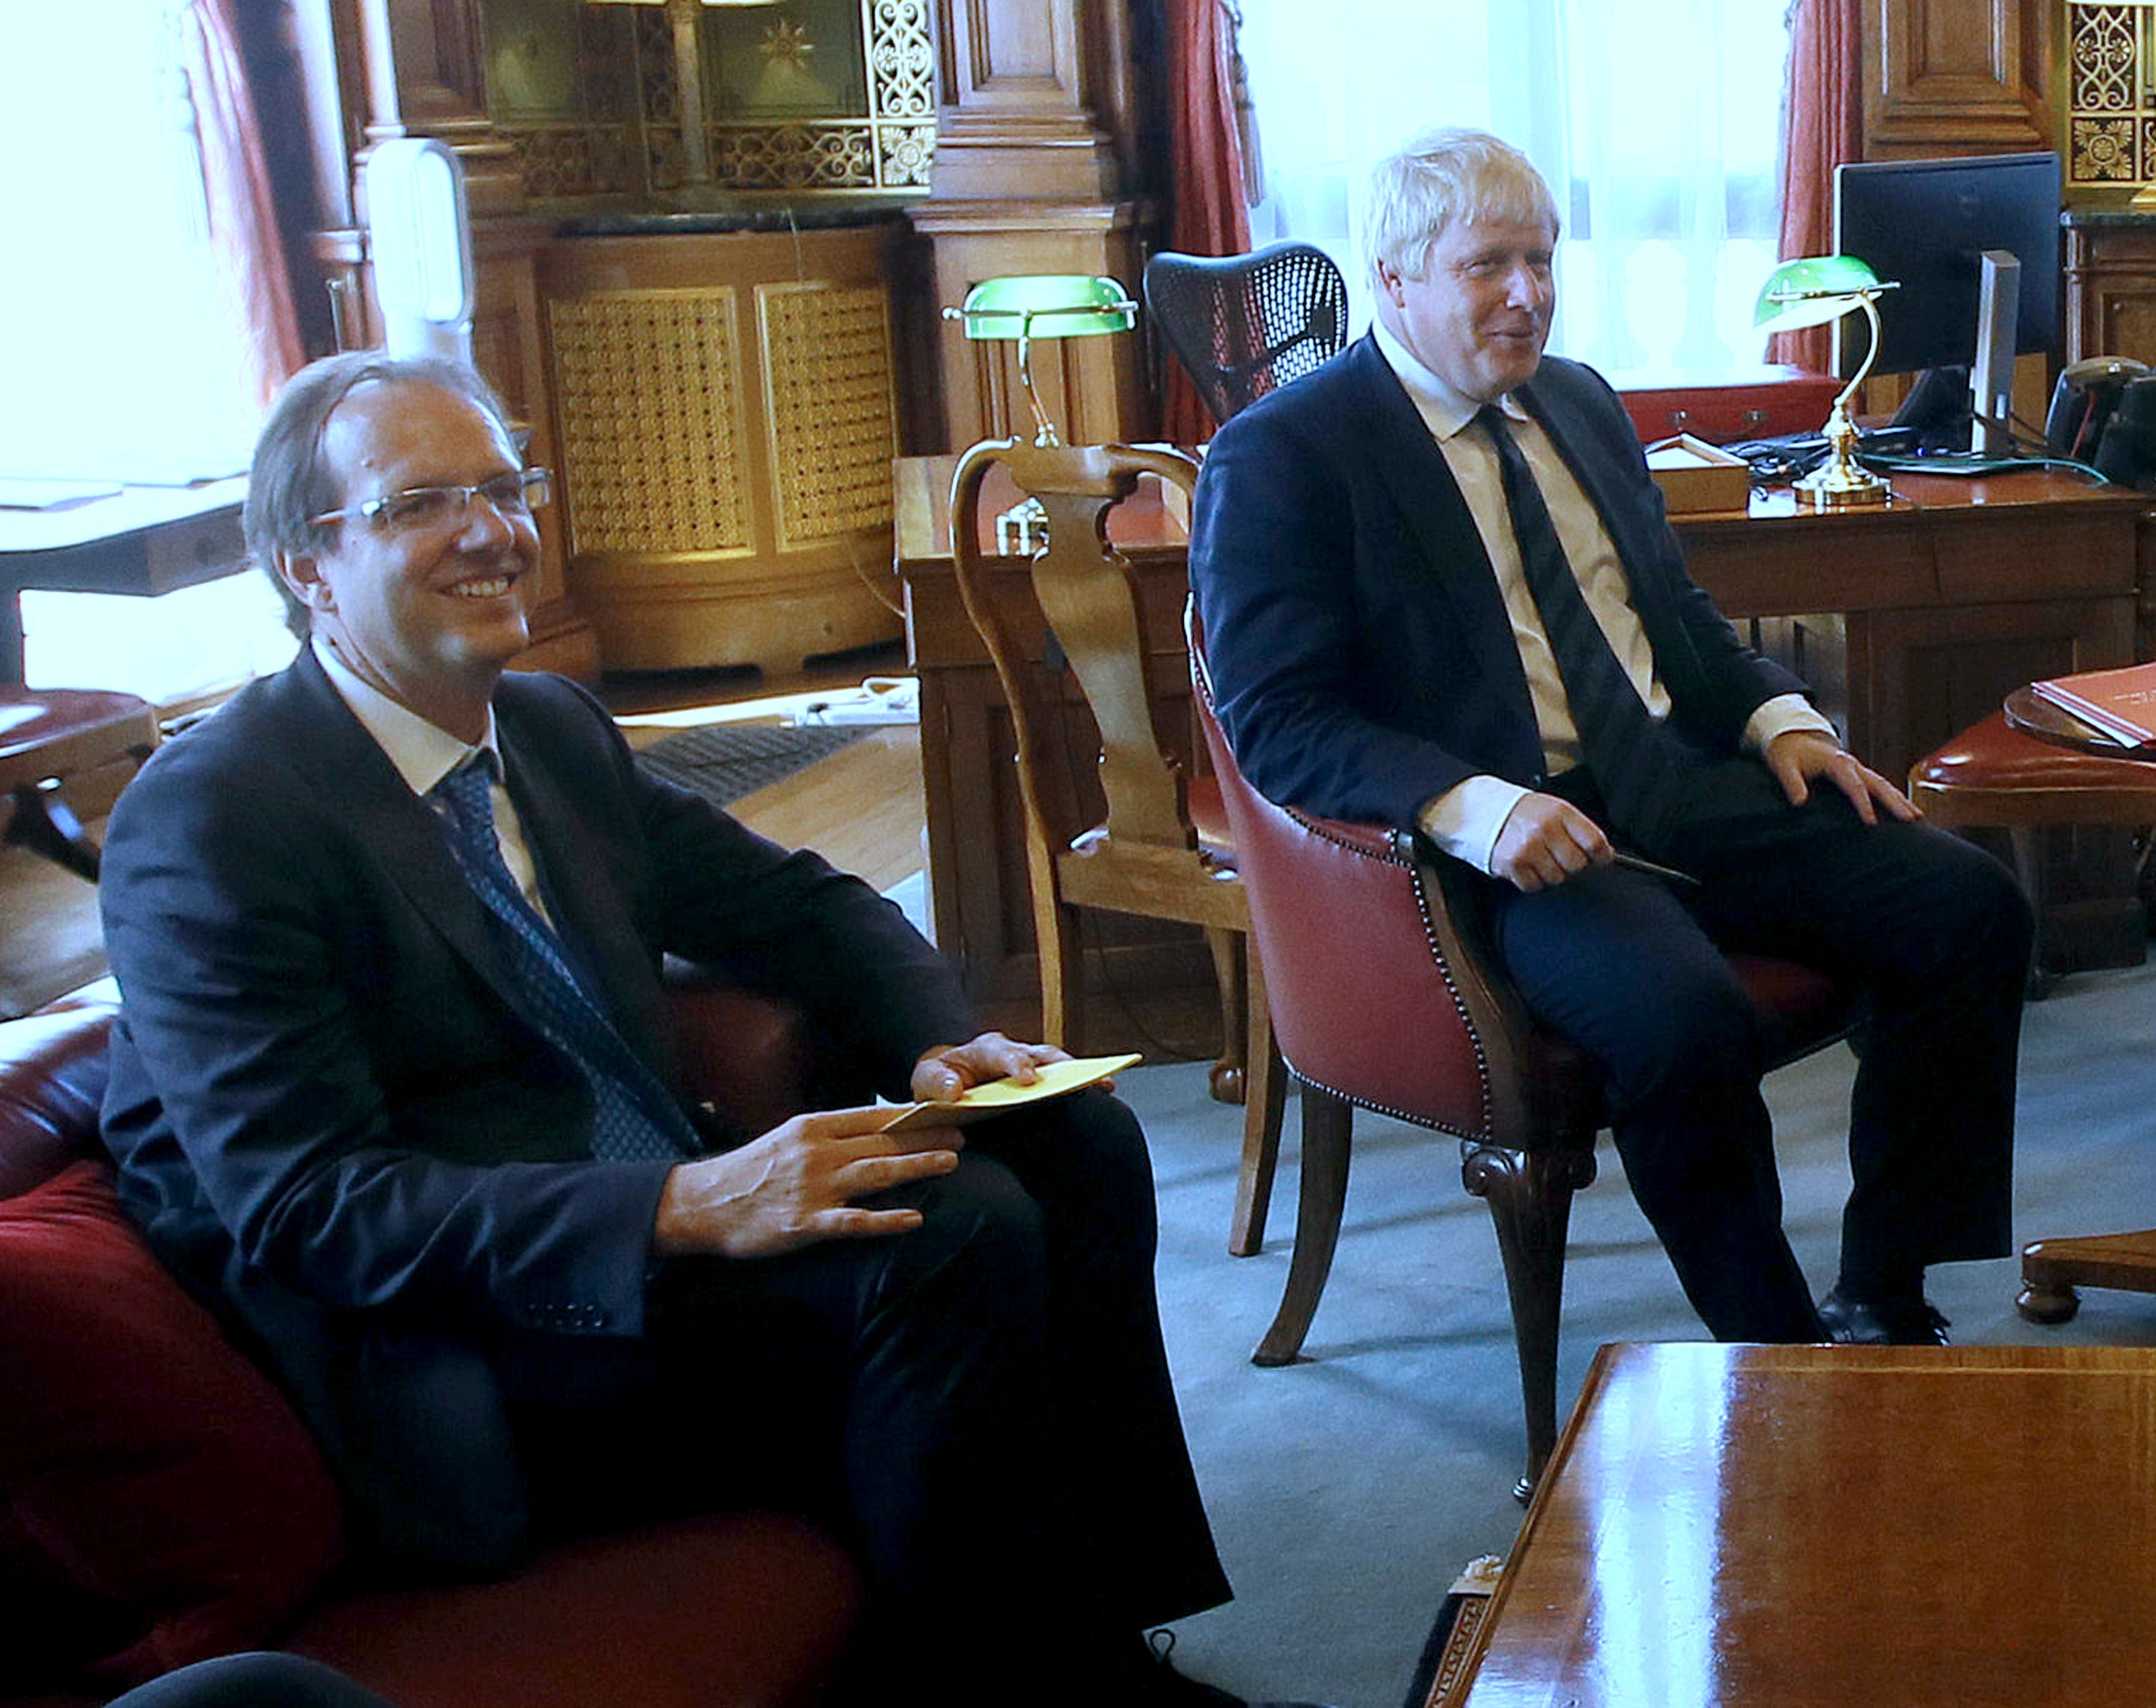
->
[1999,682,2156,1323]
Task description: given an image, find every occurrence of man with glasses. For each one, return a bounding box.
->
[98,354,1295,1708]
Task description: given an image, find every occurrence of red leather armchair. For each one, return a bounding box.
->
[0,981,863,1708]
[1189,609,1851,1499]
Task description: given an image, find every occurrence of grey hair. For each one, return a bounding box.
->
[243,352,513,637]
[1363,127,1560,290]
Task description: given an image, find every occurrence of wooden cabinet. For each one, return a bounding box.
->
[2064,212,2156,366]
[539,222,907,675]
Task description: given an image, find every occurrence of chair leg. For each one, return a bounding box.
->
[1203,926,1248,1105]
[1035,900,1085,1052]
[1228,944,1286,1257]
[1462,1138,1597,1503]
[6,781,102,882]
[1252,1082,1350,1366]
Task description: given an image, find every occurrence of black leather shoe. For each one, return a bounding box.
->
[1818,1284,1950,1345]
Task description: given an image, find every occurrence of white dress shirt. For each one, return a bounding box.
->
[312,636,552,918]
[1369,323,1833,872]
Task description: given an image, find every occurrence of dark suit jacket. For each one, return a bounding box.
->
[99,650,972,1571]
[1188,335,1805,830]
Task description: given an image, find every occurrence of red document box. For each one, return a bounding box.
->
[1614,364,1841,445]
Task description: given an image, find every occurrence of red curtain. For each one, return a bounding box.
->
[184,0,305,408]
[1161,0,1253,446]
[1771,0,1862,374]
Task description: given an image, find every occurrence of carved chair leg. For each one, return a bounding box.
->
[1463,1137,1597,1502]
[1253,1082,1351,1367]
[1229,947,1286,1257]
[1204,926,1249,1105]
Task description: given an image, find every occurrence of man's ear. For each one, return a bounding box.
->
[275,548,332,613]
[1374,258,1407,308]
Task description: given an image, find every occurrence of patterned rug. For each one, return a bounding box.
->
[1402,1555,1505,1708]
[634,722,867,806]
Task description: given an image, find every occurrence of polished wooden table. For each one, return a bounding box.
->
[897,451,2154,1024]
[1441,1341,2156,1707]
[0,478,248,684]
[1986,680,2156,1325]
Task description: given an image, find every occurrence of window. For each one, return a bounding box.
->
[0,0,261,484]
[1233,0,1792,376]
[0,0,293,698]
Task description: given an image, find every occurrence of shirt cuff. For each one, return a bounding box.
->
[1743,692,1838,755]
[1417,774,1532,877]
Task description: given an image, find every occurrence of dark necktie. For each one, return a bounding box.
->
[431,758,697,1163]
[1478,405,1682,847]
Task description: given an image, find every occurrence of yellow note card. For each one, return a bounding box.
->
[879,1052,1142,1131]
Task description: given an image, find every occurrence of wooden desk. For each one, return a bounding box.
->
[0,479,248,684]
[896,454,2152,1026]
[1441,1342,2156,1708]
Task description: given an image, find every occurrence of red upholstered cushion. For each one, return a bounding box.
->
[291,1512,865,1708]
[0,1160,344,1690]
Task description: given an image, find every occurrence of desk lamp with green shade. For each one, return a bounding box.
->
[1752,254,1900,509]
[944,274,1138,548]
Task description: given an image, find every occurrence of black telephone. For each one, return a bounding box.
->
[2046,355,2153,471]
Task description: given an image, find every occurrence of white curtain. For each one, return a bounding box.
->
[0,0,293,698]
[1235,0,1791,377]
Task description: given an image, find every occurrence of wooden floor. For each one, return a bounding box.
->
[0,646,925,1019]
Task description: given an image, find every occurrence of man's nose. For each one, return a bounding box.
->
[454,488,523,547]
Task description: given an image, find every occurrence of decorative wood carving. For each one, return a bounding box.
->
[538,225,905,675]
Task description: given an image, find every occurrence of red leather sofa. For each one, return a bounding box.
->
[1,983,864,1708]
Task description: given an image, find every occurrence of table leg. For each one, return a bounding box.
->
[2018,1228,2156,1323]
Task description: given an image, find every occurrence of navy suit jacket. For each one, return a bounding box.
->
[1188,335,1805,830]
[99,650,972,1571]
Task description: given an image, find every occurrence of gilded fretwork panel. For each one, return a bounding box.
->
[758,281,895,548]
[547,292,751,556]
[2071,3,2156,187]
[483,0,936,204]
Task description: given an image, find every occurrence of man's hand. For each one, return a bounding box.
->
[1763,729,1920,827]
[1490,792,1613,892]
[652,1108,961,1260]
[910,1031,1073,1101]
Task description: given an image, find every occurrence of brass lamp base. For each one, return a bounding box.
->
[1793,454,1892,509]
[1793,400,1892,510]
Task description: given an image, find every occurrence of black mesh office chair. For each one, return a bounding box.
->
[1143,241,1349,426]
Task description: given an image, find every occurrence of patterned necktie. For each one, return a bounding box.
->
[1478,405,1682,847]
[431,758,696,1163]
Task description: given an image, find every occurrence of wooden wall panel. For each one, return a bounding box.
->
[1863,0,2053,155]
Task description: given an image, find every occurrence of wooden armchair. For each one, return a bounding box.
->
[1188,607,1853,1498]
[948,439,1286,1255]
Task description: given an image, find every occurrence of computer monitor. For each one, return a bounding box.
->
[1831,150,2061,453]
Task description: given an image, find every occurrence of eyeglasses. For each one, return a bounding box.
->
[308,468,553,535]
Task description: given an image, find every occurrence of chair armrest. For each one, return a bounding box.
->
[663,963,814,1142]
[0,987,119,1200]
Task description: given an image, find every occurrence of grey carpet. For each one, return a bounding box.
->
[635,723,866,805]
[1124,956,2156,1708]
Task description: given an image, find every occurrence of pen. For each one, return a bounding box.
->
[1612,850,1701,887]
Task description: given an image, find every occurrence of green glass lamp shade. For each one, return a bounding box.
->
[1753,255,1892,334]
[952,275,1138,343]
